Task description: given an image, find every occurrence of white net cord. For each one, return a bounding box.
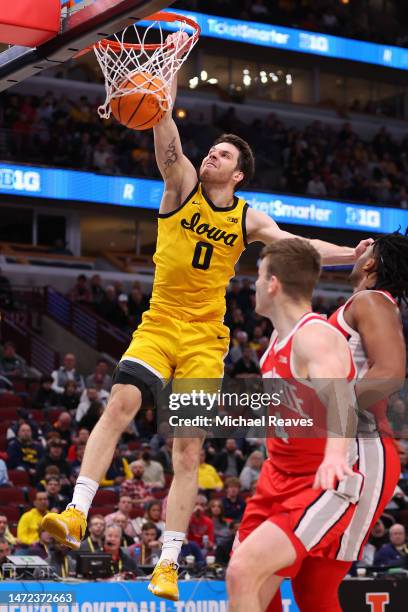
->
[94,19,198,119]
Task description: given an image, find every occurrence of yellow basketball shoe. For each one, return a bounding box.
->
[41,507,87,550]
[148,560,179,601]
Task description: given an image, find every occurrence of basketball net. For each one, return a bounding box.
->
[93,13,200,119]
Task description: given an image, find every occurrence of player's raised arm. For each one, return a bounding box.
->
[153,33,197,209]
[292,324,357,490]
[245,207,372,264]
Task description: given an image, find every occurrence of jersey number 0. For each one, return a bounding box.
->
[192,241,214,270]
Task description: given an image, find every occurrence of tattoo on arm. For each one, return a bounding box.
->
[163,137,178,176]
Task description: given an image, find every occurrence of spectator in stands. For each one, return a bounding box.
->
[70,442,86,482]
[188,494,215,551]
[136,407,156,441]
[86,358,112,392]
[239,450,264,491]
[222,477,246,521]
[105,495,137,539]
[139,443,165,489]
[229,330,249,364]
[0,514,17,547]
[179,537,205,568]
[374,524,408,567]
[17,491,49,546]
[97,285,121,322]
[44,475,69,513]
[128,285,149,327]
[32,375,61,410]
[77,399,104,432]
[132,500,165,540]
[35,439,72,488]
[7,422,44,478]
[59,380,80,414]
[0,458,11,486]
[111,512,135,547]
[0,341,27,379]
[67,428,89,461]
[215,520,241,566]
[198,449,223,491]
[51,353,85,394]
[306,173,327,197]
[130,522,161,565]
[100,447,132,489]
[155,437,173,474]
[207,499,231,546]
[120,461,153,505]
[214,438,245,478]
[45,539,76,577]
[50,411,75,445]
[27,528,53,559]
[69,274,91,304]
[0,537,11,577]
[232,346,260,378]
[89,274,105,305]
[115,293,133,332]
[104,525,139,575]
[75,386,109,424]
[80,514,105,552]
[0,267,13,309]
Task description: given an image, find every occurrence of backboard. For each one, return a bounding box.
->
[0,0,175,91]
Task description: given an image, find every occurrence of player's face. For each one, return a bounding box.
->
[255,258,274,316]
[199,143,243,187]
[349,244,376,288]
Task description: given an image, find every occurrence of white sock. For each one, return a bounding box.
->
[159,531,185,565]
[67,476,99,517]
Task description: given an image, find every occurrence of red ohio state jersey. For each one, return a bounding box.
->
[329,289,397,437]
[261,312,356,475]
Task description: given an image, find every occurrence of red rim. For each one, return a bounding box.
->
[96,11,200,52]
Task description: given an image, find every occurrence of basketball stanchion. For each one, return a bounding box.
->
[77,11,200,129]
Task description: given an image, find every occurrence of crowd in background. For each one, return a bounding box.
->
[1,92,408,208]
[1,270,408,577]
[178,0,408,47]
[0,346,407,577]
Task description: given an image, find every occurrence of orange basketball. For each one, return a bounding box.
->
[110,71,170,130]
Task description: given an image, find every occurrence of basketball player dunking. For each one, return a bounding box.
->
[234,231,407,612]
[42,32,372,601]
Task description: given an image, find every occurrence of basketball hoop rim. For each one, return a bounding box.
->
[96,11,200,52]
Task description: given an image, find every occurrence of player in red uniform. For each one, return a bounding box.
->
[227,238,360,612]
[264,230,407,612]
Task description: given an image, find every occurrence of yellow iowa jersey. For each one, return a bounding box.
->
[151,182,248,321]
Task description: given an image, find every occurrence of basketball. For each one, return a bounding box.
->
[110,71,170,130]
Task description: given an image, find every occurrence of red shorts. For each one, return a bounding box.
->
[238,458,363,578]
[237,436,400,577]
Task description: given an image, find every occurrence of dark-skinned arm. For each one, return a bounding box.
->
[348,292,406,411]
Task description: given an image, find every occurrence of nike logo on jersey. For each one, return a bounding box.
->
[181,212,239,247]
[278,356,288,363]
[217,335,228,340]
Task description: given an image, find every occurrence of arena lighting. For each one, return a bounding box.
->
[207,78,218,84]
[200,70,208,80]
[189,76,199,88]
[175,108,187,119]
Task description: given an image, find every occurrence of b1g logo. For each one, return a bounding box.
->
[366,592,390,611]
[0,168,41,192]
